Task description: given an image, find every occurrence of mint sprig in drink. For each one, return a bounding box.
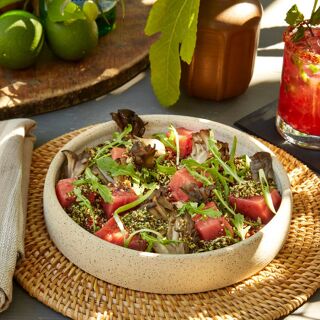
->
[276,2,320,149]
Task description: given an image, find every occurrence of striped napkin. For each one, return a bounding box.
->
[0,119,36,312]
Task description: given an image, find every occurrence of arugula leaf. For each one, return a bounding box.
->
[225,228,234,238]
[85,168,113,203]
[112,124,133,143]
[258,169,277,214]
[145,0,200,106]
[73,186,92,210]
[169,125,180,165]
[124,228,179,251]
[139,167,158,184]
[185,166,212,186]
[154,155,176,176]
[96,157,140,183]
[156,162,176,176]
[207,167,229,198]
[285,4,304,26]
[153,132,176,150]
[178,202,222,218]
[182,158,207,169]
[73,168,113,203]
[141,232,181,252]
[114,186,157,216]
[213,189,236,217]
[232,213,251,241]
[181,158,213,186]
[236,154,251,178]
[132,183,149,196]
[208,136,243,184]
[73,187,96,231]
[153,125,180,165]
[94,124,132,160]
[228,136,237,173]
[178,201,198,215]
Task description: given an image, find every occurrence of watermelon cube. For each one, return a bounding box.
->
[95,217,147,251]
[101,188,138,219]
[169,168,203,202]
[229,189,282,224]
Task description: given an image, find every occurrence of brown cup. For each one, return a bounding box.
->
[181,0,263,101]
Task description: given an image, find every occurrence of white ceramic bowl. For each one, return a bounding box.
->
[43,115,292,294]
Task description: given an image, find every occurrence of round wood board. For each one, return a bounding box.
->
[0,0,153,120]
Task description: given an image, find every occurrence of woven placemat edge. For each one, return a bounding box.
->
[14,125,320,320]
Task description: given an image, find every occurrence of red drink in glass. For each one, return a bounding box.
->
[276,28,320,149]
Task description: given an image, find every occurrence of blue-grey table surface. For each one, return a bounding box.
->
[1,0,320,318]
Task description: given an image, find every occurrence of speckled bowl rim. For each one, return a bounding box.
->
[44,115,292,261]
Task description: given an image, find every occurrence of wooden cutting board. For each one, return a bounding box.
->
[0,0,154,120]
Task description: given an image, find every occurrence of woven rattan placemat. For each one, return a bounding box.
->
[14,127,320,320]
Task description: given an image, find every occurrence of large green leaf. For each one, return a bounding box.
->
[180,0,200,64]
[144,0,167,36]
[145,0,200,107]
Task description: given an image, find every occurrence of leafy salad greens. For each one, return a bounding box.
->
[56,110,281,254]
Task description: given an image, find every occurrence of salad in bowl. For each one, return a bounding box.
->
[56,110,282,254]
[44,110,292,293]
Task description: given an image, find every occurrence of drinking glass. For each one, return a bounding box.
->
[95,0,117,37]
[276,28,320,150]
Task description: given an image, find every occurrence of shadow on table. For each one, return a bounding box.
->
[258,48,284,57]
[259,26,285,48]
[260,0,276,8]
[174,80,280,121]
[258,26,286,57]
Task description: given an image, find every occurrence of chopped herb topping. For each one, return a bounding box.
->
[230,180,263,198]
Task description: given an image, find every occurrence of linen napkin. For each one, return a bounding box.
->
[0,119,36,312]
